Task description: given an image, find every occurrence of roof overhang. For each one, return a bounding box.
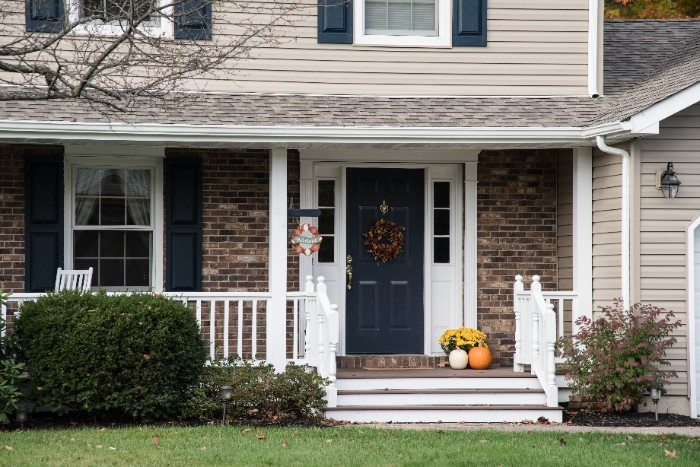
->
[0,119,634,149]
[626,81,700,133]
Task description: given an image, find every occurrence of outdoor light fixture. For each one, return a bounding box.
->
[220,385,233,425]
[650,387,662,422]
[15,407,28,430]
[659,162,681,199]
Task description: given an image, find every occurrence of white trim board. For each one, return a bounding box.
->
[686,215,700,418]
[303,156,467,356]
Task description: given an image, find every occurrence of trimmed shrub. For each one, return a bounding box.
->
[1,288,27,425]
[180,360,329,422]
[14,291,206,421]
[558,300,681,413]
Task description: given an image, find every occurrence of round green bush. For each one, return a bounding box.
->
[14,291,206,421]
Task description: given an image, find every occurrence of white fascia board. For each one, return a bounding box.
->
[0,120,596,145]
[628,81,700,133]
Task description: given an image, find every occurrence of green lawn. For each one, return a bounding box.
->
[1,425,699,466]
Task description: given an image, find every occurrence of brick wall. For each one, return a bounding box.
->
[477,150,558,367]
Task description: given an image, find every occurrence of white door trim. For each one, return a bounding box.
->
[300,149,471,356]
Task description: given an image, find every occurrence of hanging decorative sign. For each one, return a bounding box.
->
[291,224,323,256]
[363,218,405,263]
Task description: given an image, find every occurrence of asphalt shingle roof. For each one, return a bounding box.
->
[0,20,699,130]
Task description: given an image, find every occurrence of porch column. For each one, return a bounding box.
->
[464,161,478,328]
[268,148,288,371]
[572,147,593,332]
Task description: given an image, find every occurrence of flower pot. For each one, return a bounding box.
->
[448,349,469,370]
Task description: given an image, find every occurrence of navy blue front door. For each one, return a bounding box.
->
[345,168,424,354]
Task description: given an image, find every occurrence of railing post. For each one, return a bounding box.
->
[326,304,339,407]
[304,276,317,367]
[513,275,524,372]
[545,302,558,407]
[530,275,541,376]
[316,278,327,378]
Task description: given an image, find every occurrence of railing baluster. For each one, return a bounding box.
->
[237,300,243,359]
[223,300,230,360]
[196,300,202,329]
[252,300,258,361]
[292,298,299,360]
[209,300,216,361]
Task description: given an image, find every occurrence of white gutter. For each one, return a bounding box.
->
[588,0,601,97]
[596,136,630,308]
[0,120,597,145]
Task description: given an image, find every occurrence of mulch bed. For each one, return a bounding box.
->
[564,409,700,427]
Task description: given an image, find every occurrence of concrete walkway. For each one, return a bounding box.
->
[355,422,700,436]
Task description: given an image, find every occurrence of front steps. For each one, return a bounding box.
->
[325,368,563,423]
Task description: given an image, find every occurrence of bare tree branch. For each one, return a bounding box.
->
[0,0,305,113]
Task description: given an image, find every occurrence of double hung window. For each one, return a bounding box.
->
[68,159,162,291]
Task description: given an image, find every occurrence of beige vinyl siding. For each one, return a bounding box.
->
[638,103,700,398]
[592,150,622,308]
[1,1,590,96]
[206,0,590,96]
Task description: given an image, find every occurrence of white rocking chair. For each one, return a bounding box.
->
[55,267,94,292]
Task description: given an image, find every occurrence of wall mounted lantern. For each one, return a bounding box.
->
[659,162,681,199]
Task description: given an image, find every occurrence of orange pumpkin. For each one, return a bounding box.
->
[468,339,492,370]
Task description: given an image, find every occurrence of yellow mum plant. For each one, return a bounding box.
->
[439,327,487,354]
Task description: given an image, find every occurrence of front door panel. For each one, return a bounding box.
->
[345,168,424,354]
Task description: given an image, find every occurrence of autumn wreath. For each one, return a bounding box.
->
[363,219,405,263]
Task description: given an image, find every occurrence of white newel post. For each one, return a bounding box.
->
[530,275,541,376]
[545,301,558,406]
[268,148,288,371]
[304,275,315,364]
[513,275,524,372]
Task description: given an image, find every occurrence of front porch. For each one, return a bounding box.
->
[2,274,576,424]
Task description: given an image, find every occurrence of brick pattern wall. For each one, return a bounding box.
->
[477,150,558,367]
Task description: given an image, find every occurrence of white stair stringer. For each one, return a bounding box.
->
[325,375,563,424]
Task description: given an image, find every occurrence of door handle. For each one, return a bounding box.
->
[346,255,353,290]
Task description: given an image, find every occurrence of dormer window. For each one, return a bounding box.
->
[356,0,450,46]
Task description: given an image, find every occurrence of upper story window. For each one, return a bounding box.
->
[318,0,487,48]
[26,0,212,40]
[356,0,449,46]
[68,0,170,37]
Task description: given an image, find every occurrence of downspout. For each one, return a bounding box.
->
[595,136,630,308]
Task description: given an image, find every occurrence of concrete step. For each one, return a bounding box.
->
[325,405,563,423]
[337,388,547,406]
[336,376,543,392]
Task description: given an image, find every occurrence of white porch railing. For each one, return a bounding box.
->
[513,275,578,407]
[1,275,340,407]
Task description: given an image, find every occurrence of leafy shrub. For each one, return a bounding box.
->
[14,291,206,421]
[558,300,681,413]
[180,359,329,422]
[1,287,27,425]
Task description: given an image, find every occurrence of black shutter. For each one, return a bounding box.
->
[25,154,63,293]
[174,0,212,40]
[26,0,65,33]
[166,157,202,291]
[318,0,353,44]
[453,0,487,47]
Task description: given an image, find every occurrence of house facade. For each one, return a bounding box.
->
[1,1,700,419]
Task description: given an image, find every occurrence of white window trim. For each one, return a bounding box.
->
[64,155,164,292]
[354,0,451,47]
[66,1,174,38]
